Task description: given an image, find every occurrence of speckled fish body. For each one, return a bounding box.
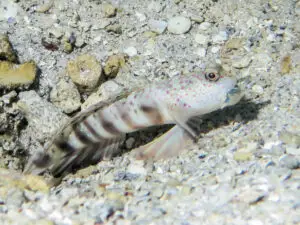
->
[25,70,242,178]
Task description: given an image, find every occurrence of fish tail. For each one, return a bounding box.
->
[132,125,193,160]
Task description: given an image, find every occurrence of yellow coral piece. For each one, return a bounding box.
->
[0,61,37,88]
[25,174,50,192]
[225,38,245,50]
[143,31,158,38]
[0,168,49,193]
[35,0,54,13]
[280,55,292,75]
[66,54,102,91]
[233,152,252,161]
[104,54,127,78]
[63,40,73,53]
[0,34,17,62]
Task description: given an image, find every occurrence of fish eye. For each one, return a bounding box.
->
[205,72,220,82]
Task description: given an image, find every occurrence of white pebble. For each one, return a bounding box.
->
[296,2,300,16]
[124,46,138,57]
[93,35,102,43]
[198,22,211,30]
[148,19,167,34]
[127,161,147,175]
[211,46,220,53]
[0,0,18,20]
[48,27,64,38]
[192,209,205,217]
[195,47,207,57]
[232,56,252,69]
[50,77,81,114]
[135,12,146,22]
[194,34,209,45]
[143,39,155,56]
[212,31,228,43]
[167,16,191,34]
[22,209,38,220]
[125,137,135,149]
[267,33,276,42]
[286,146,300,155]
[252,84,264,94]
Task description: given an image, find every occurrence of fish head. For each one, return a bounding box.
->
[187,67,243,115]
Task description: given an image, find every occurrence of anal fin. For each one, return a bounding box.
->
[132,125,194,160]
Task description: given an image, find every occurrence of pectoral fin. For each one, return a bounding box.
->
[132,125,194,160]
[172,115,203,142]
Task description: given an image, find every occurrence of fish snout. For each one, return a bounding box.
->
[224,83,243,107]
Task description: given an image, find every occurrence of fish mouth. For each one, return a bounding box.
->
[223,85,243,107]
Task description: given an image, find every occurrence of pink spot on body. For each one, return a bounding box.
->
[196,75,203,81]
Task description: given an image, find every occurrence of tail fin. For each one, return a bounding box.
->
[24,136,126,178]
[23,98,126,178]
[132,125,193,160]
[23,151,52,175]
[51,136,125,178]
